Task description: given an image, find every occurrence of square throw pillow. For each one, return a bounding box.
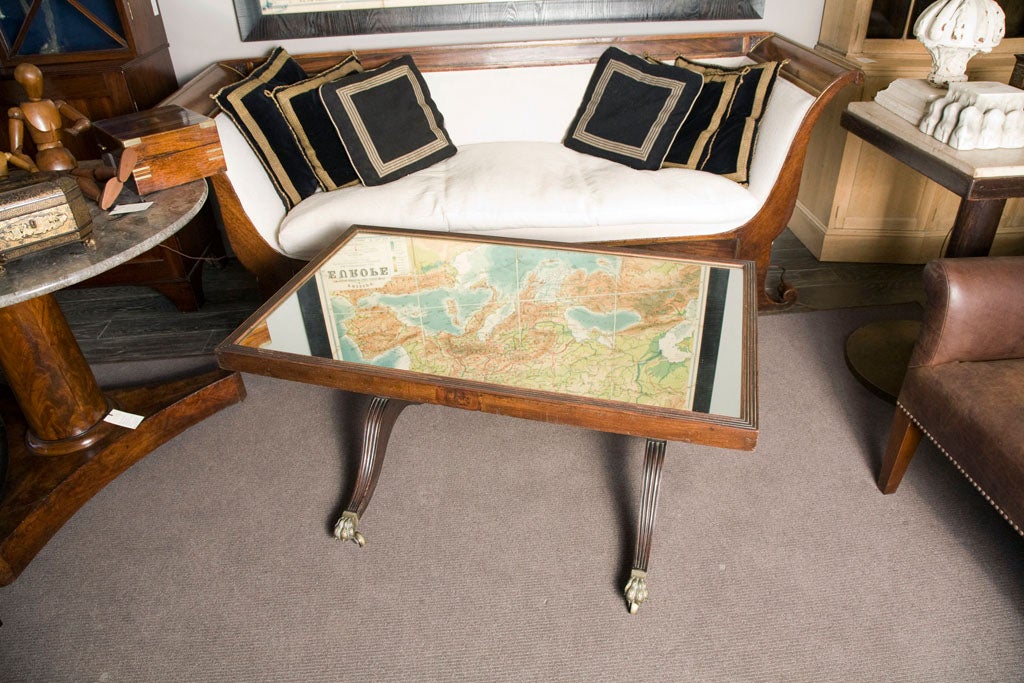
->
[318,55,456,186]
[213,47,318,208]
[663,57,785,184]
[272,55,364,191]
[563,47,703,171]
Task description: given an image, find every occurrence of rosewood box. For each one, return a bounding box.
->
[92,105,226,195]
[0,172,93,271]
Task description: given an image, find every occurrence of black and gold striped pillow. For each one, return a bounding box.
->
[212,47,317,208]
[318,55,456,187]
[272,55,364,191]
[663,57,784,184]
[564,47,704,170]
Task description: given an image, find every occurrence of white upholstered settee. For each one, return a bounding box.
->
[164,33,861,309]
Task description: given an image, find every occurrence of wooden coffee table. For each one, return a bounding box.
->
[216,226,758,613]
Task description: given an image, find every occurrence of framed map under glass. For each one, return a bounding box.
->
[233,0,766,41]
[251,230,747,417]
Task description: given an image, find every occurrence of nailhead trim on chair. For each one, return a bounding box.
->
[897,402,1023,537]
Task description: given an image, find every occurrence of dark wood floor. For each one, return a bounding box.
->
[764,229,926,313]
[56,255,265,364]
[54,229,926,364]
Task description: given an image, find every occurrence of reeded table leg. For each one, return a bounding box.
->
[334,396,414,547]
[625,438,666,614]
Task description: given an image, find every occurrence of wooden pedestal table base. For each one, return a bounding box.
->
[330,395,671,614]
[0,293,245,585]
[844,320,922,403]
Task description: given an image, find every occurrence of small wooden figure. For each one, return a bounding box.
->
[0,151,39,177]
[7,63,136,209]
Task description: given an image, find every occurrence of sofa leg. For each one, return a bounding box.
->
[878,408,922,494]
[753,251,797,310]
[755,278,798,309]
[774,277,798,306]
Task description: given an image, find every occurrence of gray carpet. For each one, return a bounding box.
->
[1,305,1022,681]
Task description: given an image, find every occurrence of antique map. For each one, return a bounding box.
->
[312,233,714,410]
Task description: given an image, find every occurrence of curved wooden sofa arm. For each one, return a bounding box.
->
[163,32,862,307]
[159,65,307,295]
[601,35,862,308]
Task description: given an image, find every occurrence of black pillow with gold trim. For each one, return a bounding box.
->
[563,47,703,171]
[663,57,784,184]
[272,55,364,191]
[212,47,317,208]
[319,55,456,186]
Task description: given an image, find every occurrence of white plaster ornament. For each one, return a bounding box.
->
[873,0,1023,151]
[914,0,1006,87]
[919,82,1024,149]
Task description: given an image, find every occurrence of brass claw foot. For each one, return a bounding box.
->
[333,511,366,547]
[624,569,648,614]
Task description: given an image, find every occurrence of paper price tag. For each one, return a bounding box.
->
[104,409,145,429]
[108,202,154,215]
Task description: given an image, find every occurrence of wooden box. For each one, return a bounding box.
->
[0,172,93,270]
[92,105,226,195]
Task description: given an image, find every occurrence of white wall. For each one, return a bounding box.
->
[159,0,826,83]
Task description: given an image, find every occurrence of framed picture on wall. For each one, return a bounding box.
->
[233,0,766,41]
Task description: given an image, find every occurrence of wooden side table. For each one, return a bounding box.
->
[0,180,245,585]
[840,101,1024,400]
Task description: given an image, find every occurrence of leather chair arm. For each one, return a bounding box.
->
[909,256,1024,367]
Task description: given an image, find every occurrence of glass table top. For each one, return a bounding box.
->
[232,228,753,420]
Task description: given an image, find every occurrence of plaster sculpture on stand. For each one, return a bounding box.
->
[920,81,1024,149]
[934,99,965,143]
[872,0,1024,151]
[916,0,1005,87]
[1005,109,1024,146]
[7,63,136,208]
[979,106,1007,147]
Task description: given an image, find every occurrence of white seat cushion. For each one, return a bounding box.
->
[277,141,761,260]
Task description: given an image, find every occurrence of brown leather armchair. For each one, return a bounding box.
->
[878,256,1024,535]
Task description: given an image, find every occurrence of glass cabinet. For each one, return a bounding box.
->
[0,0,130,62]
[0,0,176,138]
[819,0,1024,58]
[0,0,170,66]
[866,0,1023,41]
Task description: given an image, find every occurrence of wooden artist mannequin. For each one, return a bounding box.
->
[7,63,134,209]
[0,151,38,177]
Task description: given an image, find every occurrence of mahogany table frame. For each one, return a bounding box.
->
[840,101,1024,400]
[0,180,245,585]
[216,226,759,613]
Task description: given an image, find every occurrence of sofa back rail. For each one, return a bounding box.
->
[162,32,862,307]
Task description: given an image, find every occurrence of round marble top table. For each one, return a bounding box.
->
[0,179,207,307]
[0,179,245,586]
